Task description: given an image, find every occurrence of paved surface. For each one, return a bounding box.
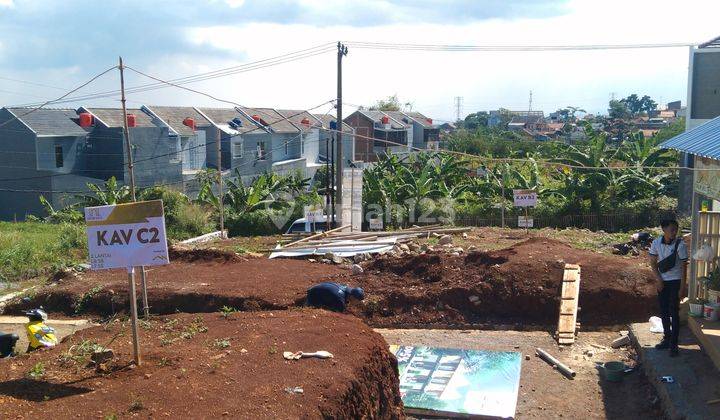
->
[377,328,661,419]
[0,316,93,354]
[630,322,720,420]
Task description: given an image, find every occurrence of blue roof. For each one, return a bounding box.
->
[659,116,720,160]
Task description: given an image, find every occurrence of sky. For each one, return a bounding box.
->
[0,0,718,122]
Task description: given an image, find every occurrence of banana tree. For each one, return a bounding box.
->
[75,176,133,207]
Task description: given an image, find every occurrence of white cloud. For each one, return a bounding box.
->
[0,0,14,7]
[224,0,245,8]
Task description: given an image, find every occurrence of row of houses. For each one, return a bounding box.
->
[0,105,439,220]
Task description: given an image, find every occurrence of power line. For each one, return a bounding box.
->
[344,41,697,51]
[11,44,336,107]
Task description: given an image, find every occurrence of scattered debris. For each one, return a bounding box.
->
[535,347,576,379]
[284,386,304,395]
[351,264,364,275]
[611,335,631,348]
[90,348,115,365]
[283,350,334,360]
[438,235,453,245]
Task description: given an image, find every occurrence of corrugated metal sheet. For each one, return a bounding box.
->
[659,115,720,160]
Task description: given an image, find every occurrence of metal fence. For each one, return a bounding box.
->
[454,211,677,232]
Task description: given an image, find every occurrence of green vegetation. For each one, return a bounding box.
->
[27,362,45,379]
[0,221,86,283]
[369,120,680,229]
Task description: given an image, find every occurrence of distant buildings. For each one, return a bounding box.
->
[0,102,444,220]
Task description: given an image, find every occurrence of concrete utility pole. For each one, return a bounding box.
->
[335,42,348,227]
[119,57,136,201]
[216,129,225,238]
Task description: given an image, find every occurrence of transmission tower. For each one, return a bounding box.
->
[454,96,463,121]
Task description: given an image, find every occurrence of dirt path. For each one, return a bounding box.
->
[0,310,402,419]
[377,328,662,419]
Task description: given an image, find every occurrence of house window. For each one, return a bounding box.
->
[169,137,182,163]
[256,142,266,160]
[54,145,64,168]
[232,140,243,159]
[285,139,289,156]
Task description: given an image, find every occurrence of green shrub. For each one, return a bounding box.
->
[140,186,214,240]
[57,223,87,252]
[226,210,282,236]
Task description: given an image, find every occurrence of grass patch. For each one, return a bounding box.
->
[27,362,45,379]
[0,222,87,283]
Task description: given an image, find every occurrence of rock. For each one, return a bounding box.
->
[399,243,410,252]
[438,235,453,245]
[332,255,345,264]
[353,254,364,263]
[408,242,421,251]
[468,295,480,303]
[90,349,115,365]
[462,232,468,239]
[351,264,364,275]
[240,348,248,354]
[450,252,460,257]
[525,355,531,360]
[468,245,477,251]
[321,259,331,264]
[308,258,316,263]
[453,247,464,254]
[324,252,335,260]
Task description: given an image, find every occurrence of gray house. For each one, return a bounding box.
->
[313,113,355,165]
[78,107,183,190]
[0,107,97,220]
[141,106,209,178]
[386,111,440,150]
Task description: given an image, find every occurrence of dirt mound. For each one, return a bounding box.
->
[0,310,402,419]
[5,258,343,316]
[168,246,242,263]
[353,237,657,328]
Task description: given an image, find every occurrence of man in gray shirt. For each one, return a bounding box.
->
[648,219,688,357]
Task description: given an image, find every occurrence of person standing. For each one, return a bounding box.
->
[648,219,688,357]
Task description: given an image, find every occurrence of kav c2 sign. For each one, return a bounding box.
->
[85,200,170,270]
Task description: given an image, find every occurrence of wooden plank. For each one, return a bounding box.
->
[557,264,581,345]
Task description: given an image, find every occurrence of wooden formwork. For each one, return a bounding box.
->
[557,264,581,345]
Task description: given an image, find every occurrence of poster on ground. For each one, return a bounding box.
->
[389,345,522,419]
[85,200,169,270]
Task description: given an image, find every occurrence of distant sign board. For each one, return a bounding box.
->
[85,200,169,270]
[513,189,537,207]
[369,218,383,231]
[518,216,534,228]
[304,206,323,223]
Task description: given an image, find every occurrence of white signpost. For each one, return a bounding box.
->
[85,200,169,365]
[517,216,534,228]
[304,205,324,232]
[369,217,384,231]
[512,189,537,233]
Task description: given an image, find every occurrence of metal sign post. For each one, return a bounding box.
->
[127,267,142,365]
[513,189,538,234]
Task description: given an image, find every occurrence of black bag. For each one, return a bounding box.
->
[657,239,681,273]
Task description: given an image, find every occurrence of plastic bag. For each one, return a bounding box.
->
[693,242,715,262]
[649,316,664,333]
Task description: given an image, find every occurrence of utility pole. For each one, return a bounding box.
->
[528,90,533,114]
[119,56,142,365]
[119,57,136,200]
[335,42,348,227]
[454,96,463,121]
[216,129,225,238]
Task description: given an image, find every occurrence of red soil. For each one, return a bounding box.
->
[0,310,403,419]
[7,239,658,328]
[350,237,658,328]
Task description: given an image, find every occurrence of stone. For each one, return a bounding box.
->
[353,254,364,263]
[324,252,335,260]
[468,245,477,251]
[449,252,460,257]
[462,232,468,239]
[332,255,344,264]
[90,349,115,365]
[468,295,480,303]
[438,235,453,245]
[351,264,364,275]
[399,243,410,252]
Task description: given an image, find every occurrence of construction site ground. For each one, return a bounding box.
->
[378,328,662,419]
[0,310,402,419]
[0,226,675,418]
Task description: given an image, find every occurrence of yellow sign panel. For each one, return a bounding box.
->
[695,157,720,201]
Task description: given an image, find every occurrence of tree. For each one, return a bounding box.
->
[369,95,411,112]
[608,99,631,119]
[462,111,489,129]
[619,94,657,116]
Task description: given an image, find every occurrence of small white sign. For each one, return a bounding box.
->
[513,189,538,207]
[518,216,534,228]
[369,218,383,231]
[304,206,323,223]
[85,200,169,270]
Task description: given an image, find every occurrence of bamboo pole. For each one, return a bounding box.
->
[281,224,351,248]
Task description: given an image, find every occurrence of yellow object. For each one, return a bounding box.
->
[25,321,58,350]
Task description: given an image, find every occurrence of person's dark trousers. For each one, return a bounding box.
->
[658,279,681,346]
